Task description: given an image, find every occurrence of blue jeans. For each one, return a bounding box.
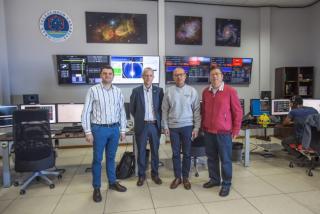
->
[136,124,160,178]
[91,124,120,188]
[169,126,193,178]
[203,132,232,187]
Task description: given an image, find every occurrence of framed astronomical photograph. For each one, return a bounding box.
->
[175,16,202,45]
[85,12,147,44]
[216,18,241,47]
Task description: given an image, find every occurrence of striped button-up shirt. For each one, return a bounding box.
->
[81,83,127,134]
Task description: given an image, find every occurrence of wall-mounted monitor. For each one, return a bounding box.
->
[56,55,110,85]
[211,57,253,84]
[110,55,160,84]
[250,99,271,116]
[165,56,211,84]
[20,104,56,123]
[56,103,84,123]
[0,105,18,128]
[303,99,320,113]
[271,99,291,115]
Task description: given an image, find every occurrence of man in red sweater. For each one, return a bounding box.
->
[201,68,242,197]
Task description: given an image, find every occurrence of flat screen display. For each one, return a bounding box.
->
[303,99,320,114]
[165,56,211,84]
[271,99,291,115]
[57,55,110,85]
[250,99,271,116]
[20,104,56,123]
[57,103,84,123]
[110,55,160,84]
[0,106,17,128]
[211,57,253,84]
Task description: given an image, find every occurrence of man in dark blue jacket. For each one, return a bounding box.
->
[130,67,164,186]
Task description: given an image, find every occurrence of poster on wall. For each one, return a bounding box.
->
[85,12,147,44]
[175,16,202,45]
[215,18,241,47]
[39,10,73,42]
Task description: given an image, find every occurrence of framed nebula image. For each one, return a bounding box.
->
[175,16,202,45]
[216,18,241,47]
[85,12,147,44]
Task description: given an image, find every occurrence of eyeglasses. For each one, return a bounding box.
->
[174,73,186,77]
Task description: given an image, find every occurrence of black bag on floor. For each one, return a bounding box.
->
[116,151,135,179]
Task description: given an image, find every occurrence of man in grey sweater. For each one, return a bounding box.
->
[162,67,201,190]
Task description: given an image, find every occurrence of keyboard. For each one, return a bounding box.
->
[61,126,83,133]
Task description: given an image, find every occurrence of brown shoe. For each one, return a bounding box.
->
[170,178,181,189]
[151,175,162,185]
[183,178,191,190]
[137,177,145,186]
[93,188,102,202]
[109,182,127,192]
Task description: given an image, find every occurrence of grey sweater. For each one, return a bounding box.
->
[161,84,200,131]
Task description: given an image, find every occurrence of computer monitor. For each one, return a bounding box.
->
[271,99,291,115]
[20,104,56,123]
[303,99,320,113]
[56,103,84,123]
[124,103,130,120]
[0,105,17,128]
[250,99,271,116]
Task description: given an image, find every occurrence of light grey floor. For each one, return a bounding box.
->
[0,137,319,214]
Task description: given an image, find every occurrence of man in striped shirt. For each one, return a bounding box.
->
[81,65,127,203]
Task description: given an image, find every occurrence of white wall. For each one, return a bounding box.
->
[4,0,158,104]
[270,7,314,97]
[165,2,261,113]
[311,3,320,98]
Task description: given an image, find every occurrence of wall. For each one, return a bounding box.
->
[4,0,158,104]
[270,7,314,98]
[311,3,320,98]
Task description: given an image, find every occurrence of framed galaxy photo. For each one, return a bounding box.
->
[85,12,147,44]
[175,16,202,45]
[216,18,241,47]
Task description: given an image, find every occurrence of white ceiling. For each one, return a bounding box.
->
[167,0,319,7]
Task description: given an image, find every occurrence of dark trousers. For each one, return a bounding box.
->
[91,124,119,188]
[136,124,160,178]
[203,132,232,187]
[281,135,301,156]
[169,126,193,178]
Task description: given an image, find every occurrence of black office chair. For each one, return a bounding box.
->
[13,109,62,195]
[191,134,207,177]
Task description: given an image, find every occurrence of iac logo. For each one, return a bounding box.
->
[40,10,73,42]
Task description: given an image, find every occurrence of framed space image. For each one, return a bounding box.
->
[85,12,147,44]
[216,18,241,47]
[175,16,202,45]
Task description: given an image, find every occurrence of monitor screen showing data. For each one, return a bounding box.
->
[0,105,17,128]
[271,99,291,115]
[57,55,110,85]
[110,55,160,84]
[57,104,84,123]
[20,104,56,123]
[165,56,211,84]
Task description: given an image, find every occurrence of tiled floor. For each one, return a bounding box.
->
[0,137,319,214]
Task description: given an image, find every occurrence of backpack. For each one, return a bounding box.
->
[116,151,135,179]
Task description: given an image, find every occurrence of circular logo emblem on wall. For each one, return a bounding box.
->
[39,10,73,42]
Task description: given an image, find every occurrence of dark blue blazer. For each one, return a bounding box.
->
[130,85,164,135]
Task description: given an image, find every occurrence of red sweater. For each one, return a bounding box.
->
[201,84,242,135]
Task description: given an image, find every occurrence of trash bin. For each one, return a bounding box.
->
[232,142,243,162]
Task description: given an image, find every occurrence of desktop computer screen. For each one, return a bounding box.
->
[303,99,320,113]
[56,104,84,123]
[20,104,56,123]
[250,99,270,116]
[271,99,291,115]
[0,105,17,128]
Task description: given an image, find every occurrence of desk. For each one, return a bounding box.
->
[242,124,293,167]
[0,130,135,188]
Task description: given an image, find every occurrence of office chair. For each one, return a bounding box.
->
[191,134,207,177]
[13,109,62,195]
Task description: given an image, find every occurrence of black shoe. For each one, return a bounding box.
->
[219,186,230,197]
[93,188,102,202]
[151,175,162,185]
[203,180,221,188]
[109,182,127,192]
[137,177,145,186]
